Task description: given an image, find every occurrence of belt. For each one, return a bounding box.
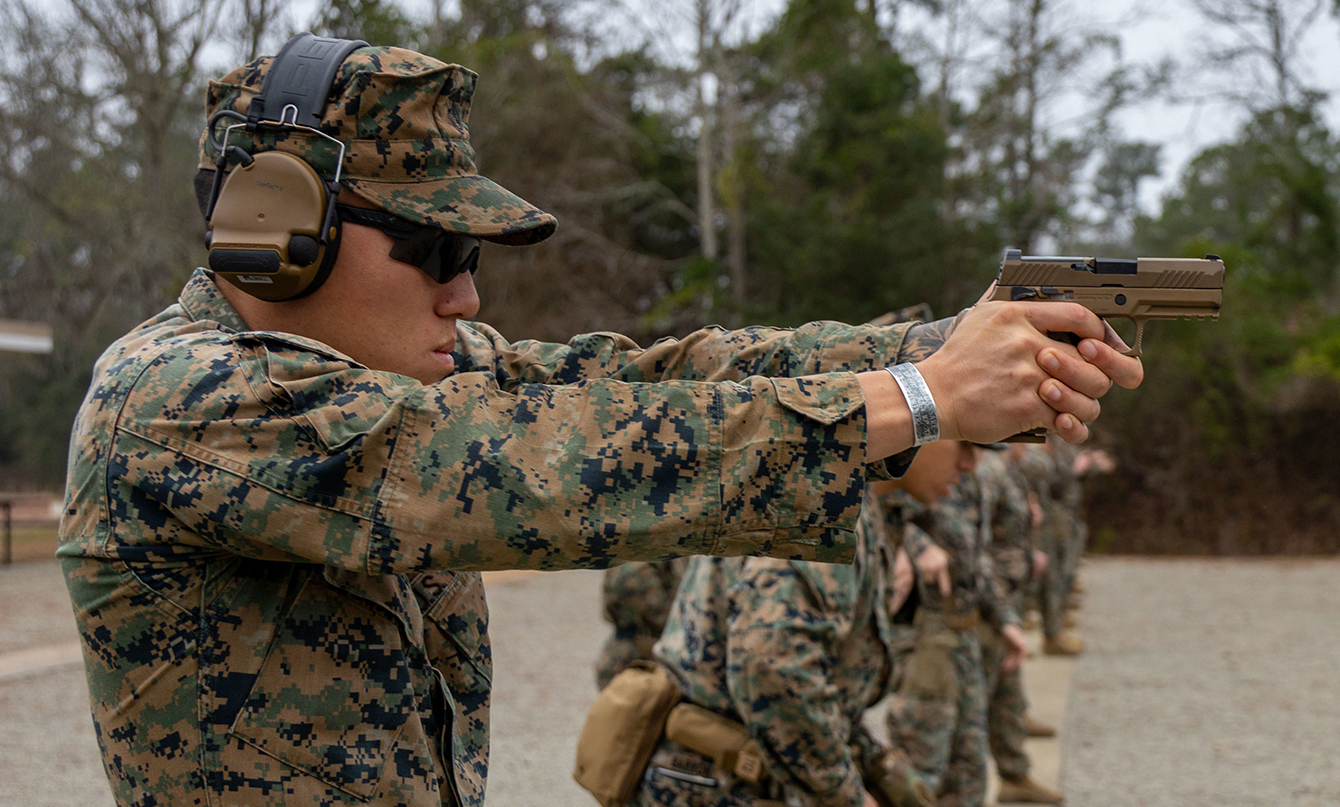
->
[914,607,981,632]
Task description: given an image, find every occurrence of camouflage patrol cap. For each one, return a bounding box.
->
[199,46,556,245]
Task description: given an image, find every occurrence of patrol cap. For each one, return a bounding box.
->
[199,46,556,245]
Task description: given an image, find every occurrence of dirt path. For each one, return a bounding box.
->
[1060,557,1340,807]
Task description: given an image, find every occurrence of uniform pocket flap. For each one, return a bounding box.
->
[770,374,864,426]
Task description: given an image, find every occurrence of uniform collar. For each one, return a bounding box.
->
[179,268,252,334]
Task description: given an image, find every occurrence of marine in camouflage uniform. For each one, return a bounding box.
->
[633,493,919,807]
[1047,438,1086,611]
[973,451,1058,800]
[1014,445,1063,642]
[57,34,1142,807]
[1017,440,1084,654]
[883,472,1019,807]
[57,45,940,807]
[595,558,691,689]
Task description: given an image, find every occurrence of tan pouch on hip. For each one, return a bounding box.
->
[664,702,766,783]
[573,661,682,807]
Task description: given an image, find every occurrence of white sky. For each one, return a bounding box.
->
[1108,1,1340,211]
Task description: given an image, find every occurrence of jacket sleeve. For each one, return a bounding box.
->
[453,319,912,386]
[101,330,883,573]
[984,462,1033,584]
[725,560,865,807]
[975,551,1020,631]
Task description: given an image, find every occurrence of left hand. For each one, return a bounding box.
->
[917,301,1143,446]
[1001,623,1029,671]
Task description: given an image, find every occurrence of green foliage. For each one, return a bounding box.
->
[314,0,416,47]
[1293,317,1340,379]
[739,0,994,326]
[1085,101,1340,552]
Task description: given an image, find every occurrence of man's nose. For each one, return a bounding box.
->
[435,268,481,319]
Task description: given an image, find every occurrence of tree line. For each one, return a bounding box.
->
[2,0,1339,553]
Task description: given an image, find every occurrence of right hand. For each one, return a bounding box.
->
[914,543,952,598]
[863,790,881,807]
[890,547,916,612]
[915,301,1143,444]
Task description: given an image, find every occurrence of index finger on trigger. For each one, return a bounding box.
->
[1019,302,1105,342]
[1101,319,1131,352]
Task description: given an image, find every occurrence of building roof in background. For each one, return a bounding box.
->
[0,320,53,355]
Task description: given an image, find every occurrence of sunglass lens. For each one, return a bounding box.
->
[388,228,442,271]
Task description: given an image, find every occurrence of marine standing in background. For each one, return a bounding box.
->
[595,559,691,689]
[974,450,1063,804]
[879,448,1028,807]
[629,440,989,807]
[1015,444,1084,656]
[1047,437,1085,621]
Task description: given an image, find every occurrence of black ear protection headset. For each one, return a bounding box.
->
[204,33,368,302]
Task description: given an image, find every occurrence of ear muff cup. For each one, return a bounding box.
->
[207,151,341,301]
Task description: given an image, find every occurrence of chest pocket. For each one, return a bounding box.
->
[227,569,426,800]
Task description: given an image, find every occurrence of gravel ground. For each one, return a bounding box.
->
[0,558,79,656]
[0,560,112,807]
[483,569,607,807]
[5,557,1339,807]
[1062,557,1340,807]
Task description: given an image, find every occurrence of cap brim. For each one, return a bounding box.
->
[346,174,556,246]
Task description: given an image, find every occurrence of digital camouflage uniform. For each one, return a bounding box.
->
[1014,445,1063,639]
[57,45,932,807]
[971,451,1033,781]
[633,493,911,807]
[1047,439,1086,606]
[595,558,691,689]
[883,477,1018,807]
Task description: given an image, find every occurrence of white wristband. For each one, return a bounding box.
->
[886,363,939,446]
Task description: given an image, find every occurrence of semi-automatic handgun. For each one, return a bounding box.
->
[987,248,1224,357]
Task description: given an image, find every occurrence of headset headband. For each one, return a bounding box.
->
[248,33,369,129]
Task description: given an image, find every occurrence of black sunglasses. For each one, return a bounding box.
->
[336,204,481,285]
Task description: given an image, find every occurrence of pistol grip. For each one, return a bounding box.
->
[1003,429,1047,443]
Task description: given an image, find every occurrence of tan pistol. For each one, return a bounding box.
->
[987,248,1224,442]
[987,248,1224,358]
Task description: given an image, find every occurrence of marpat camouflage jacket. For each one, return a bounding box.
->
[974,451,1033,588]
[653,493,902,807]
[58,269,916,807]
